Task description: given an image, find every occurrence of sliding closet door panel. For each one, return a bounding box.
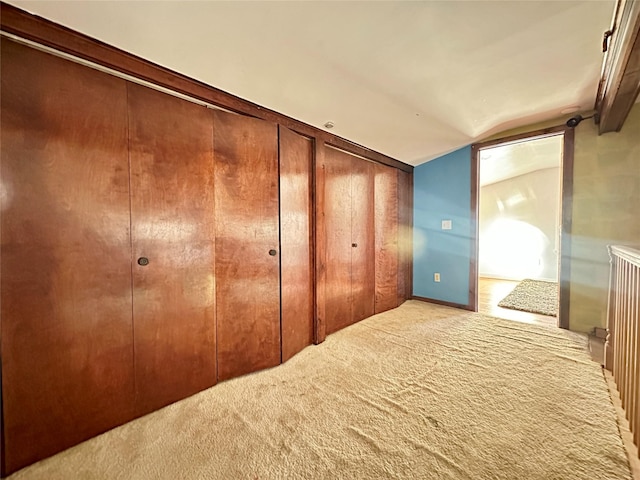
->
[213,110,280,381]
[0,40,134,475]
[374,164,399,313]
[397,170,413,303]
[128,83,216,415]
[279,126,314,362]
[324,148,354,334]
[351,156,376,322]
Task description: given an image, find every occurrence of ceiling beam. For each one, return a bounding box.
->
[596,0,640,133]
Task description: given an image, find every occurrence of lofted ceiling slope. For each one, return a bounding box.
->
[6,0,614,166]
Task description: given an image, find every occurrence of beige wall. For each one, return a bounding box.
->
[569,103,640,332]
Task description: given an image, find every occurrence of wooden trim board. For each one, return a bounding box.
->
[559,127,575,330]
[469,145,479,311]
[0,2,411,173]
[596,0,640,133]
[471,125,574,330]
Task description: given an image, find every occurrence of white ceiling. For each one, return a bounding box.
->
[479,135,563,187]
[6,1,614,166]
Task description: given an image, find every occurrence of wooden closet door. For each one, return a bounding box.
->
[350,156,376,322]
[279,126,314,362]
[397,169,413,303]
[128,83,216,415]
[0,40,134,476]
[213,110,280,381]
[324,148,354,334]
[374,164,399,313]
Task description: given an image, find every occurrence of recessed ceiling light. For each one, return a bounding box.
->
[324,121,334,129]
[561,106,581,114]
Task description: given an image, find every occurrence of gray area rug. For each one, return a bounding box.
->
[9,301,630,480]
[498,278,558,317]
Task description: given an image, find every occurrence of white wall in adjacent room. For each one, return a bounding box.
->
[479,167,561,281]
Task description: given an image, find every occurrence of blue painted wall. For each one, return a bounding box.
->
[413,146,473,306]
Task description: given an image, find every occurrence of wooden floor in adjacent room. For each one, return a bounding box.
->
[478,277,557,328]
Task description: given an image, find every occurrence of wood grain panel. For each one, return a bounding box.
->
[0,40,134,476]
[0,4,413,174]
[350,156,376,323]
[397,169,413,303]
[279,126,314,362]
[324,148,354,334]
[127,83,216,416]
[374,164,399,313]
[314,142,327,344]
[213,110,280,381]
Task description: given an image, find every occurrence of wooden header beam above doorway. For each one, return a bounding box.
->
[596,0,640,134]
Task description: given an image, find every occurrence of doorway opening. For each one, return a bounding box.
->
[471,126,574,329]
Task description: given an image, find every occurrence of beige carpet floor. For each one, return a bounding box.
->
[9,301,630,480]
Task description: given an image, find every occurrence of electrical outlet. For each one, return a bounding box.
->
[434,273,441,282]
[441,220,452,230]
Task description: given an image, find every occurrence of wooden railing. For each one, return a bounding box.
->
[605,245,640,456]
